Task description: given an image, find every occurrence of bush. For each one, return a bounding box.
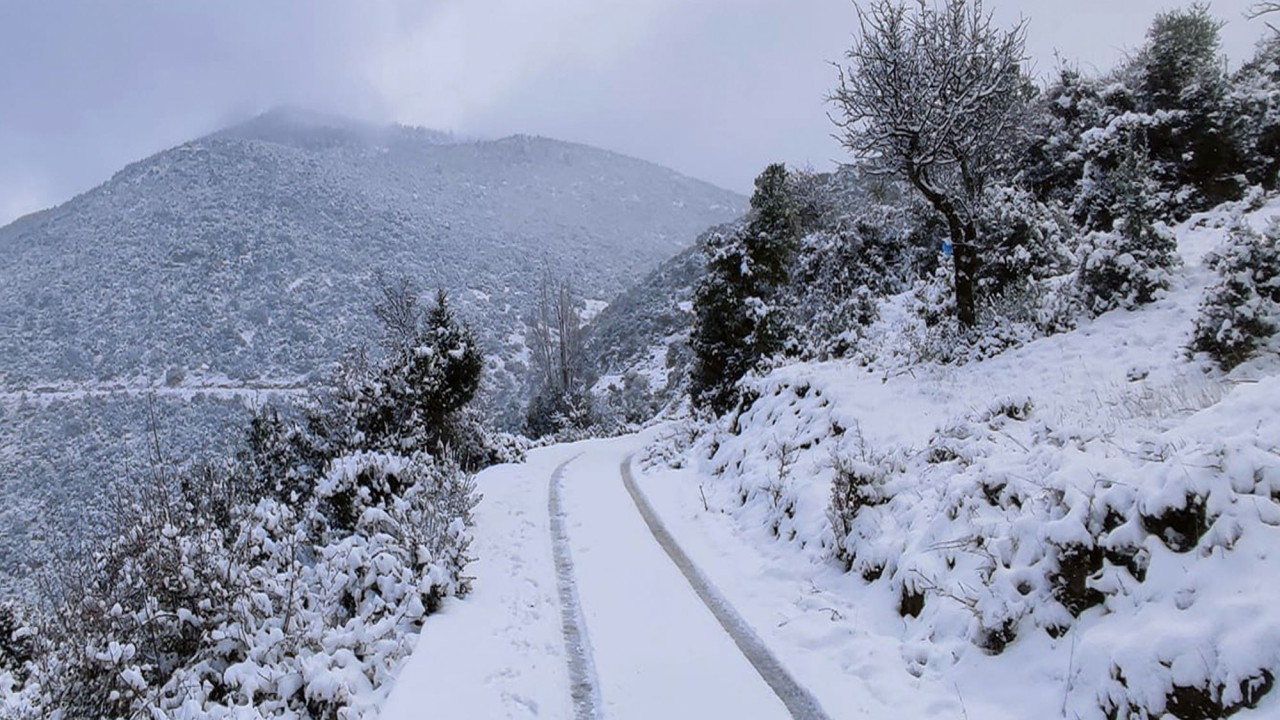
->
[906,261,1047,365]
[828,453,893,572]
[14,281,489,719]
[599,371,661,428]
[524,385,595,439]
[1077,132,1180,314]
[975,185,1075,300]
[29,446,477,719]
[1078,217,1178,314]
[0,602,32,679]
[442,407,528,471]
[40,463,247,719]
[239,405,328,502]
[1190,221,1280,369]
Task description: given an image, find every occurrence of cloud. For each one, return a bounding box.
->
[0,0,1269,223]
[369,0,678,130]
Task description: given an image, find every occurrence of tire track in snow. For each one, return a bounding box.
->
[620,454,833,720]
[549,453,603,720]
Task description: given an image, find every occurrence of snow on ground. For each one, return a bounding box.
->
[561,437,790,719]
[632,201,1280,718]
[384,435,794,719]
[384,201,1280,719]
[381,447,573,720]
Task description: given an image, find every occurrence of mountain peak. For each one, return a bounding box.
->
[214,108,455,150]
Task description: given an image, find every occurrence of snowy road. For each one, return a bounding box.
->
[382,433,817,718]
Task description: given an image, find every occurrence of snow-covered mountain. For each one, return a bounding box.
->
[0,110,744,587]
[0,109,744,390]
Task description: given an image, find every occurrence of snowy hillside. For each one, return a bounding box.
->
[583,229,724,407]
[0,109,743,389]
[6,4,1279,717]
[0,110,744,590]
[634,201,1280,719]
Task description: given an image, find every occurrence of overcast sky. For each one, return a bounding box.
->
[0,0,1268,225]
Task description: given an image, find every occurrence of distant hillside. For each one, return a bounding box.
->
[0,109,744,395]
[583,226,725,403]
[0,111,744,589]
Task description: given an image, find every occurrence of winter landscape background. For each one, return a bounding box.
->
[3,1,1280,719]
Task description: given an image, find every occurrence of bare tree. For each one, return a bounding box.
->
[529,268,586,396]
[1249,2,1280,19]
[830,0,1029,327]
[371,271,422,352]
[1248,1,1280,34]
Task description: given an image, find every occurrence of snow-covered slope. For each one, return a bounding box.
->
[637,201,1280,719]
[0,109,743,390]
[0,110,744,590]
[583,229,722,405]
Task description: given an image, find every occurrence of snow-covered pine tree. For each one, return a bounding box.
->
[357,288,484,456]
[1025,66,1111,207]
[1230,34,1280,189]
[1191,220,1280,369]
[1133,4,1243,213]
[1078,137,1179,314]
[973,184,1075,305]
[689,163,798,413]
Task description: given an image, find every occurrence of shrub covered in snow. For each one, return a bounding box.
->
[2,282,492,719]
[597,371,662,429]
[14,448,477,720]
[786,172,941,361]
[1190,220,1280,369]
[974,185,1076,302]
[1076,143,1179,315]
[0,603,31,681]
[684,361,1280,719]
[901,259,1077,367]
[1077,216,1178,314]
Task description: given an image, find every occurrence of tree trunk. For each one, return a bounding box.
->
[905,170,981,328]
[953,224,978,329]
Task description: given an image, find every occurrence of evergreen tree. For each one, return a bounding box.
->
[1230,35,1280,188]
[1025,66,1117,207]
[1134,4,1243,211]
[1191,221,1280,369]
[690,164,798,413]
[357,288,484,455]
[1078,139,1179,314]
